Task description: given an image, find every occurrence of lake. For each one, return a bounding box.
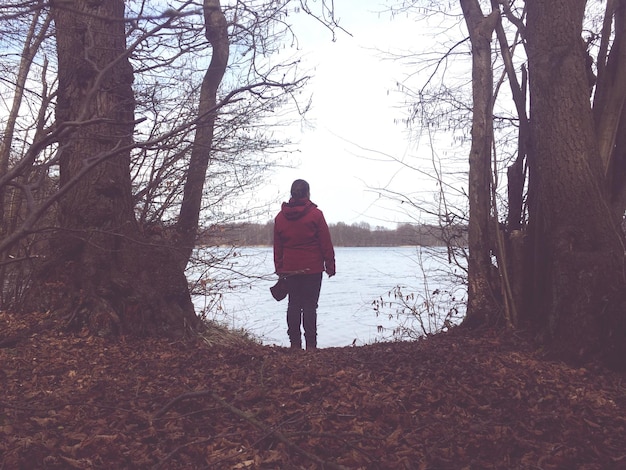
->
[191,246,466,348]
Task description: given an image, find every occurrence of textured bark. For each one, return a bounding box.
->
[525,0,626,365]
[594,0,626,177]
[594,1,626,217]
[29,0,198,336]
[460,0,501,327]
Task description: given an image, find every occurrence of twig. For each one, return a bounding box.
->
[0,336,20,348]
[152,390,349,470]
[210,392,347,470]
[152,437,213,470]
[152,390,211,419]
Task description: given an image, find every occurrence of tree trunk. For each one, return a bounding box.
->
[525,0,626,366]
[30,0,198,336]
[594,2,626,218]
[460,0,501,327]
[176,0,229,267]
[593,0,626,177]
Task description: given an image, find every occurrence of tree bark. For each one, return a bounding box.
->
[594,1,626,217]
[525,0,626,365]
[459,0,501,327]
[31,0,198,336]
[594,0,626,177]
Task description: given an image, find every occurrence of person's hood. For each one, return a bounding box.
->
[281,198,317,221]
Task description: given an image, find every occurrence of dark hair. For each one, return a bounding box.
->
[290,179,310,199]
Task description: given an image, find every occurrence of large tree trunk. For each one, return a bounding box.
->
[525,0,626,366]
[31,0,198,336]
[460,1,501,327]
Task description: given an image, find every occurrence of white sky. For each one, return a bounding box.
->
[254,0,460,229]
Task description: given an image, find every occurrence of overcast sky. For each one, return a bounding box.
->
[251,0,459,229]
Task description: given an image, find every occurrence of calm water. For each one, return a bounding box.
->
[192,246,466,348]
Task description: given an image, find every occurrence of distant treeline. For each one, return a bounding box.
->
[200,222,466,247]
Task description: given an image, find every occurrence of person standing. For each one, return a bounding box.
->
[273,179,336,350]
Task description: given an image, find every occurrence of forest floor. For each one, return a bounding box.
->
[1,310,626,470]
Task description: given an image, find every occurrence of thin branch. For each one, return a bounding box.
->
[152,390,348,470]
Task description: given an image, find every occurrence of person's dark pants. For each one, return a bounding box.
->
[286,272,322,349]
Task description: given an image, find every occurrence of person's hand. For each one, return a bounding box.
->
[326,269,335,278]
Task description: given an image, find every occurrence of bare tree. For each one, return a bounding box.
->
[0,2,55,308]
[30,0,198,336]
[0,0,331,335]
[391,0,626,366]
[459,0,501,326]
[523,0,626,365]
[176,0,229,267]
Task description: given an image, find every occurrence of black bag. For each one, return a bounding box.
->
[270,277,288,301]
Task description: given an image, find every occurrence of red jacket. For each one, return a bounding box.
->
[273,198,336,276]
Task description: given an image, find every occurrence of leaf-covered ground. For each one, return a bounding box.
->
[1,310,625,469]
